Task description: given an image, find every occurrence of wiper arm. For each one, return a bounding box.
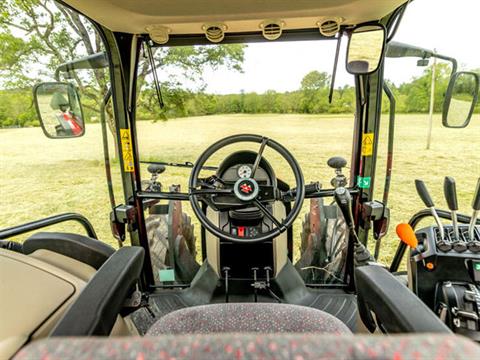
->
[140,160,217,171]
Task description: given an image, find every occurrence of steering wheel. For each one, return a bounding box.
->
[189,134,305,243]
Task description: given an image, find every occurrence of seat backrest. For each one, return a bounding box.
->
[14,333,480,360]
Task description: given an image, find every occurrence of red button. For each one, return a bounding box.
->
[237,226,245,237]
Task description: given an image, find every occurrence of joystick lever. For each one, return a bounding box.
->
[415,180,445,240]
[444,177,460,240]
[469,178,480,241]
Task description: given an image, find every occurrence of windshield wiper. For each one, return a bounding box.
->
[140,160,217,171]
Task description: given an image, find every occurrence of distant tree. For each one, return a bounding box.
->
[301,71,331,91]
[0,0,245,130]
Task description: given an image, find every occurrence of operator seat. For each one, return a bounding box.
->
[147,303,351,335]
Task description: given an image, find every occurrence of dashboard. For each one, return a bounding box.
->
[216,150,276,186]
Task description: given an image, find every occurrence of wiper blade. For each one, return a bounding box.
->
[140,160,217,171]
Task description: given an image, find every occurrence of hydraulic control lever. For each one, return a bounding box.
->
[334,187,374,265]
[443,177,460,240]
[415,179,445,241]
[469,178,480,241]
[327,156,347,188]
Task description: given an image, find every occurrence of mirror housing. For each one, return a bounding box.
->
[346,24,386,75]
[33,82,85,139]
[442,71,479,128]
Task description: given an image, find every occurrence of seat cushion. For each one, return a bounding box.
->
[147,303,351,335]
[14,334,480,360]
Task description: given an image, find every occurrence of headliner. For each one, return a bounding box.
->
[62,0,409,35]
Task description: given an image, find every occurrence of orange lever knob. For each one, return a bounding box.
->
[396,223,418,249]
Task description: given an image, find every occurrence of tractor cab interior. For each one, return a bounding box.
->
[2,0,480,359]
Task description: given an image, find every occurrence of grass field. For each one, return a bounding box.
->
[1,113,479,267]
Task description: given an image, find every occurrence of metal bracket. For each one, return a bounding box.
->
[123,286,142,308]
[114,204,137,224]
[110,204,137,242]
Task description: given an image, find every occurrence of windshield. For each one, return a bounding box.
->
[137,40,355,285]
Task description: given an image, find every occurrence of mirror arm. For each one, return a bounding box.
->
[386,3,408,42]
[434,53,457,76]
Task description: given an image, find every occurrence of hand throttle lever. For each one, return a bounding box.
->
[444,177,460,240]
[415,179,445,240]
[469,178,480,241]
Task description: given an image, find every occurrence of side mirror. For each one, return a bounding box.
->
[33,82,85,138]
[346,24,386,75]
[442,71,479,128]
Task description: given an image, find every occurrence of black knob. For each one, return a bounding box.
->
[147,164,166,175]
[327,156,347,169]
[472,178,480,211]
[415,179,435,208]
[443,177,458,211]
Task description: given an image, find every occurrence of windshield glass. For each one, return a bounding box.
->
[137,40,354,285]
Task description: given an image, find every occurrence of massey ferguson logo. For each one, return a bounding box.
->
[240,182,253,194]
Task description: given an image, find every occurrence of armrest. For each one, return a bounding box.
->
[355,265,451,333]
[50,246,144,336]
[23,232,115,269]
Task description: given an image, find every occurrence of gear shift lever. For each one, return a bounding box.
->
[469,178,480,241]
[415,180,445,240]
[443,177,460,240]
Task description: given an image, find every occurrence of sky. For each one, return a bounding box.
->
[201,0,480,94]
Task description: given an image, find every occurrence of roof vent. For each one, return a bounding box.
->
[203,23,227,43]
[317,17,344,37]
[260,20,284,41]
[145,25,170,44]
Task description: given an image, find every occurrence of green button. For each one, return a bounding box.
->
[474,263,480,271]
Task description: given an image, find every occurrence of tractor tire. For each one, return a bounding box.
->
[181,212,197,258]
[145,212,196,282]
[300,212,311,254]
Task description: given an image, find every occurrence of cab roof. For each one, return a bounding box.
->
[63,0,409,35]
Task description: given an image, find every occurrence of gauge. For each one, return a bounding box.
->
[237,165,252,178]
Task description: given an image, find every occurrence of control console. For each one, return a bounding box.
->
[404,177,480,338]
[410,224,480,309]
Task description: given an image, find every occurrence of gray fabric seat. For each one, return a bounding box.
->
[147,303,351,335]
[14,334,480,360]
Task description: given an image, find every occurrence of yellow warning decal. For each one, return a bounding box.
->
[361,133,374,157]
[120,128,134,172]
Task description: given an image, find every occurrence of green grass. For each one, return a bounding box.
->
[1,113,479,268]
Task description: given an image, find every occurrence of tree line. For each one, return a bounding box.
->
[1,63,478,128]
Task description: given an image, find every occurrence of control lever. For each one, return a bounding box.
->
[222,267,231,303]
[469,178,480,241]
[396,223,422,256]
[444,177,460,240]
[334,187,374,265]
[327,156,347,188]
[252,267,259,302]
[284,182,320,201]
[415,180,445,241]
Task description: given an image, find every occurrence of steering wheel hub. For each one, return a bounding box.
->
[234,178,259,202]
